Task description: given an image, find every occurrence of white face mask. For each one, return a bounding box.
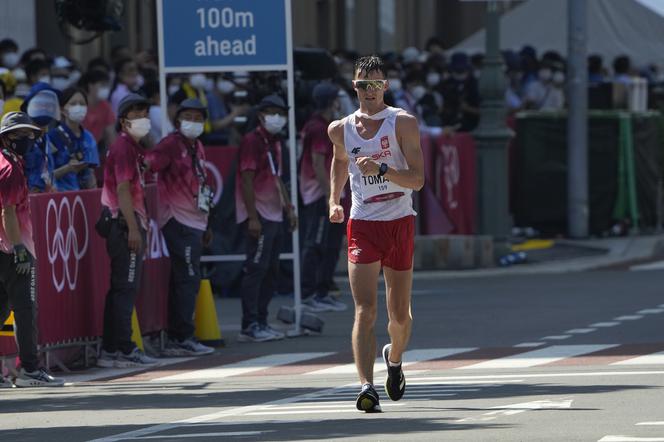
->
[126,117,151,138]
[38,75,52,85]
[389,78,402,91]
[2,52,19,68]
[539,68,552,82]
[411,85,426,101]
[167,84,180,96]
[426,72,441,87]
[180,120,204,139]
[189,74,207,89]
[52,76,69,91]
[263,113,287,134]
[69,70,81,85]
[217,79,235,94]
[66,104,87,123]
[97,86,110,100]
[553,71,565,85]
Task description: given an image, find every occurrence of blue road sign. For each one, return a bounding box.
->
[160,0,288,69]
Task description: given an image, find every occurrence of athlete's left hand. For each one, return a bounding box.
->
[356,157,379,176]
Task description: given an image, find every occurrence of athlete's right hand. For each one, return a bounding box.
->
[329,203,344,224]
[248,216,262,238]
[13,244,33,275]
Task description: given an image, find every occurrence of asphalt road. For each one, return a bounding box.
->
[2,268,664,442]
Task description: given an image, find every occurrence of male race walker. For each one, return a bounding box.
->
[328,55,424,412]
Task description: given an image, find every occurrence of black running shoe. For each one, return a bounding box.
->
[356,383,382,413]
[383,343,405,401]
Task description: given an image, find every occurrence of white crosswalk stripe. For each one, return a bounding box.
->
[303,347,475,376]
[155,352,334,381]
[459,345,618,370]
[612,351,664,366]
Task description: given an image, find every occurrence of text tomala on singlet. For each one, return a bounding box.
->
[362,175,390,186]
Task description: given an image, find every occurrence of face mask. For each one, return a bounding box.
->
[180,120,204,139]
[67,104,88,123]
[11,68,26,82]
[539,68,552,81]
[189,74,207,89]
[38,75,51,85]
[51,76,69,91]
[426,72,441,87]
[389,78,402,91]
[167,84,180,96]
[217,80,235,94]
[97,86,110,100]
[553,71,565,84]
[411,85,426,101]
[69,70,81,85]
[263,114,287,134]
[126,117,151,138]
[9,136,35,157]
[2,52,19,68]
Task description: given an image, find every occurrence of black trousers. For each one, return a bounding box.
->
[0,252,38,372]
[162,218,204,342]
[102,220,146,354]
[240,217,283,330]
[300,197,345,299]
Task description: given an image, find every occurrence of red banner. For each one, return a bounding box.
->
[1,185,170,356]
[433,133,477,235]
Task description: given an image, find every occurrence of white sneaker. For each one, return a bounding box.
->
[14,368,65,388]
[1,376,13,388]
[162,338,214,356]
[260,324,285,340]
[302,296,333,313]
[97,350,118,368]
[315,295,348,312]
[115,348,159,368]
[237,323,275,343]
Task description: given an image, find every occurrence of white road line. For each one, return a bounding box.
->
[410,370,664,382]
[637,309,664,314]
[566,328,596,334]
[612,351,664,366]
[591,322,620,327]
[155,352,334,382]
[514,342,545,348]
[630,260,664,271]
[614,315,644,321]
[246,407,406,416]
[599,437,664,441]
[303,348,475,376]
[458,345,619,370]
[542,335,572,340]
[637,422,664,426]
[132,431,270,440]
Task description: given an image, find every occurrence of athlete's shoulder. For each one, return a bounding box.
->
[327,116,350,146]
[394,110,419,130]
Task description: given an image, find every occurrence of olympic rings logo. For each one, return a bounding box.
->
[45,196,89,292]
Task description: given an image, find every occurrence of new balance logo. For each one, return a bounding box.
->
[351,147,362,155]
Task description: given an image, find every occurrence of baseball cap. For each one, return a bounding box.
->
[257,94,288,112]
[0,111,40,136]
[21,82,61,126]
[117,93,149,119]
[175,98,208,119]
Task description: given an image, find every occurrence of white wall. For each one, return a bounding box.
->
[0,0,36,52]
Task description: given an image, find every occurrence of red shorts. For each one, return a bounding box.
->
[346,216,415,270]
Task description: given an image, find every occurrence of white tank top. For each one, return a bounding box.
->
[343,106,416,221]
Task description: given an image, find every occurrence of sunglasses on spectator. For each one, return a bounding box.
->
[353,80,387,91]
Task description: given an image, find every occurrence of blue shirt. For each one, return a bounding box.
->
[24,133,55,192]
[48,123,100,191]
